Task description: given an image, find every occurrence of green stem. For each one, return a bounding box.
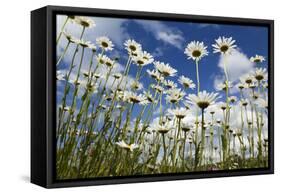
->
[56,41,71,66]
[56,16,69,44]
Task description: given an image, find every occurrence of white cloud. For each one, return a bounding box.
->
[57,15,129,48]
[218,49,254,82]
[134,20,185,49]
[213,49,255,94]
[152,47,164,57]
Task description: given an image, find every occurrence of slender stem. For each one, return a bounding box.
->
[195,59,200,94]
[56,16,69,44]
[56,41,71,66]
[200,108,205,166]
[162,133,167,167]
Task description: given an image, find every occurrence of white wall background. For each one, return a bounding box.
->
[0,0,279,193]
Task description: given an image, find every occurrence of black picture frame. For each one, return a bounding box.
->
[31,5,274,188]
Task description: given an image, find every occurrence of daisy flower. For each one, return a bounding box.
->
[74,16,95,28]
[217,102,228,110]
[216,81,233,91]
[181,121,192,132]
[207,105,217,115]
[186,90,219,110]
[228,96,237,103]
[178,75,196,89]
[123,91,147,104]
[147,69,164,82]
[144,91,154,103]
[165,88,185,104]
[132,51,154,66]
[240,99,249,107]
[104,57,115,68]
[236,82,247,90]
[124,39,142,55]
[168,107,189,119]
[163,80,177,89]
[63,31,80,44]
[253,68,268,81]
[240,74,255,85]
[250,55,265,63]
[116,140,139,152]
[151,84,165,93]
[88,43,97,52]
[78,39,91,48]
[96,53,107,64]
[93,73,102,79]
[184,41,208,61]
[130,81,143,90]
[154,61,177,77]
[112,73,122,79]
[212,36,237,54]
[96,36,114,51]
[154,122,174,134]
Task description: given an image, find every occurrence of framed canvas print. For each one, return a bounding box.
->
[31,5,274,188]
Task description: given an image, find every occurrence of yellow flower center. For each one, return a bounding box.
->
[101,41,109,48]
[129,45,137,51]
[192,50,202,58]
[197,101,210,109]
[220,45,229,53]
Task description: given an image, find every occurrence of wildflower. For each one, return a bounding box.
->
[253,68,268,81]
[228,96,237,103]
[212,36,237,54]
[112,73,122,79]
[74,16,95,28]
[88,43,97,52]
[123,91,147,104]
[207,106,217,115]
[124,39,142,55]
[78,39,91,48]
[63,31,80,44]
[144,91,154,103]
[218,102,227,110]
[181,121,192,132]
[104,57,115,68]
[240,74,255,85]
[216,81,233,91]
[96,36,114,51]
[93,73,102,79]
[168,107,189,119]
[165,88,185,103]
[163,80,177,89]
[184,41,208,61]
[147,69,164,82]
[240,99,249,107]
[237,82,246,90]
[186,91,219,110]
[250,55,265,63]
[96,54,107,64]
[151,84,164,93]
[130,81,143,90]
[154,61,177,77]
[116,140,139,152]
[178,75,196,89]
[132,51,154,66]
[154,122,173,134]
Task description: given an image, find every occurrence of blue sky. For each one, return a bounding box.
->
[56,15,269,136]
[57,15,268,95]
